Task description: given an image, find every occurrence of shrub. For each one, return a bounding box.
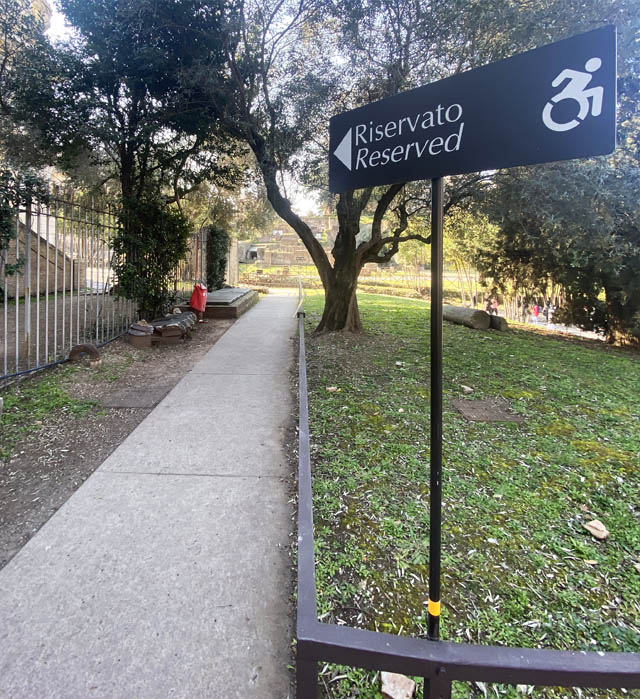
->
[113,198,192,319]
[205,224,229,291]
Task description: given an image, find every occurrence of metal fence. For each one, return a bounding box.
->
[1,192,135,381]
[294,310,640,698]
[174,230,207,303]
[174,233,241,302]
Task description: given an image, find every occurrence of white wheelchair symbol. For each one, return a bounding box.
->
[542,57,604,132]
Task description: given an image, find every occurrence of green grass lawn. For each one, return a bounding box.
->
[302,291,640,698]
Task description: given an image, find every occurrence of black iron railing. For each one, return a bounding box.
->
[295,311,640,698]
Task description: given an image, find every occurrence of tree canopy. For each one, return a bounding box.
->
[4,0,640,337]
[13,0,242,202]
[0,0,55,168]
[7,0,249,315]
[197,0,640,333]
[476,9,640,342]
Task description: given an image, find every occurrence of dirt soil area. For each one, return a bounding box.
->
[0,318,234,570]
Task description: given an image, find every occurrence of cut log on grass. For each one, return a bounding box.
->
[489,315,509,331]
[443,305,490,330]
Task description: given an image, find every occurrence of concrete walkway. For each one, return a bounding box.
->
[0,292,298,698]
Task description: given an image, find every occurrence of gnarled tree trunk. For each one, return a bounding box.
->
[244,131,428,332]
[317,268,363,332]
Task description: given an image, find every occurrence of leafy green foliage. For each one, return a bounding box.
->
[471,5,640,344]
[205,225,229,291]
[0,0,53,168]
[480,158,640,343]
[6,0,246,313]
[232,180,280,241]
[215,0,640,331]
[10,0,242,205]
[113,198,192,318]
[303,291,640,697]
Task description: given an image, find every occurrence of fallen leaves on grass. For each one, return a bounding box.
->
[583,520,610,540]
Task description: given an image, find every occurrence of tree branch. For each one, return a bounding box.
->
[356,182,405,261]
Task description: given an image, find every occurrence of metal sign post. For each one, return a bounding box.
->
[327,25,617,646]
[427,177,444,641]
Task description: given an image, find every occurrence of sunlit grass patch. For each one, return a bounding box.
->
[302,291,640,698]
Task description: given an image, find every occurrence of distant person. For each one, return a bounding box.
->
[491,299,499,315]
[532,304,540,322]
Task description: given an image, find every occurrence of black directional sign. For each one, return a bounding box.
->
[329,26,617,193]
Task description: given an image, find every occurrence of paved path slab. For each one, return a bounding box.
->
[0,292,298,698]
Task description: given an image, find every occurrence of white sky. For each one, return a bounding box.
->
[45,3,72,42]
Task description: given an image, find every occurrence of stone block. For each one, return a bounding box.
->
[381,671,416,699]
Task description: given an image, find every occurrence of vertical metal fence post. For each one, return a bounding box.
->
[69,200,75,350]
[62,198,67,357]
[424,668,452,699]
[99,208,106,344]
[108,202,115,337]
[2,242,7,377]
[45,197,51,362]
[14,205,20,372]
[100,214,105,343]
[296,658,318,699]
[427,176,444,642]
[82,202,88,343]
[24,199,32,368]
[88,199,94,343]
[53,195,59,361]
[93,202,99,343]
[35,204,41,367]
[75,201,81,345]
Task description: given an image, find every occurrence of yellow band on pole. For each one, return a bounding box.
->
[428,599,441,617]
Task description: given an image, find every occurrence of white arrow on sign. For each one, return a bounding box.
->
[333,128,352,171]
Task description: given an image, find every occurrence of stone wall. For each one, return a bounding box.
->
[225,239,239,286]
[264,244,312,266]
